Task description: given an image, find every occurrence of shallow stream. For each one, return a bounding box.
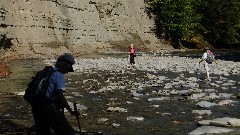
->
[0,51,240,135]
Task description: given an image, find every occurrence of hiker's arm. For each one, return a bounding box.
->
[197,58,204,70]
[200,53,207,64]
[56,90,74,114]
[214,58,218,64]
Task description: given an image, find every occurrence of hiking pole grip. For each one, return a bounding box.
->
[73,102,81,134]
[73,103,79,119]
[73,103,77,112]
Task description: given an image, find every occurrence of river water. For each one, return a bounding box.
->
[0,51,240,135]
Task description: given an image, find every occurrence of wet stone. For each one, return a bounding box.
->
[196,101,218,108]
[126,116,144,121]
[107,107,127,112]
[189,126,233,135]
[198,117,240,127]
[192,110,212,115]
[218,100,237,106]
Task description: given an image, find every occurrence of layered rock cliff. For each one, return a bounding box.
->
[0,0,171,57]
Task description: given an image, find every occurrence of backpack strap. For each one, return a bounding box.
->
[45,67,57,82]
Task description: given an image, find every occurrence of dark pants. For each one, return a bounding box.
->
[32,104,75,135]
[130,53,135,65]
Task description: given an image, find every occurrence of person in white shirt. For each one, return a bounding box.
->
[199,47,218,81]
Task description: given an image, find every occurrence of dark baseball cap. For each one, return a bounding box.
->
[57,53,75,72]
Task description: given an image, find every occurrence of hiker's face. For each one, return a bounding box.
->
[62,63,72,74]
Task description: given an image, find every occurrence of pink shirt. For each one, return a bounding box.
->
[129,47,135,54]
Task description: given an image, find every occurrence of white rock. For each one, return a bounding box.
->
[148,97,169,102]
[196,101,218,108]
[218,100,237,106]
[107,107,127,112]
[190,93,206,100]
[198,117,240,127]
[192,110,212,115]
[98,118,109,123]
[127,116,144,121]
[112,123,120,127]
[162,113,171,116]
[17,91,25,96]
[189,126,233,135]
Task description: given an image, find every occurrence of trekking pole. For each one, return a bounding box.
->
[73,102,81,134]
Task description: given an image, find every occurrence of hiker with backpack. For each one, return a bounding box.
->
[199,47,218,81]
[24,53,80,135]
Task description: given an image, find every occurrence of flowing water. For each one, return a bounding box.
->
[0,51,240,135]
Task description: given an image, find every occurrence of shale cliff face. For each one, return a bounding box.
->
[0,0,171,57]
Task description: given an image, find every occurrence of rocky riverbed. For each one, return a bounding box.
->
[0,51,240,135]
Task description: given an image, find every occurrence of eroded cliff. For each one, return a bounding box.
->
[0,0,171,58]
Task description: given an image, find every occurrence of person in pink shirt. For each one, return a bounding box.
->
[128,44,136,67]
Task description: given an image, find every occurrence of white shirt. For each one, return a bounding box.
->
[202,52,215,64]
[202,52,208,60]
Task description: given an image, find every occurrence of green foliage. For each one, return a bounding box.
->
[147,0,240,48]
[202,0,240,48]
[147,0,206,47]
